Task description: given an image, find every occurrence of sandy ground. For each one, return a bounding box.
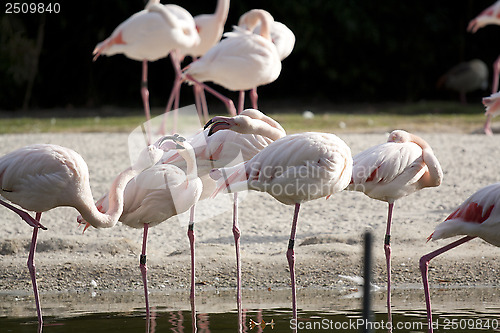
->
[0,130,499,313]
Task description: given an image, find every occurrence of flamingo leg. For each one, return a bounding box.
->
[232,192,242,332]
[385,202,394,331]
[286,203,301,322]
[185,74,237,116]
[141,60,152,144]
[249,88,258,110]
[492,55,500,94]
[159,51,183,135]
[0,199,46,229]
[237,91,245,115]
[484,114,493,136]
[187,205,196,300]
[199,87,209,122]
[140,223,150,318]
[28,212,43,325]
[420,236,475,333]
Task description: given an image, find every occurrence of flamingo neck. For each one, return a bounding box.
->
[76,167,139,228]
[148,3,178,29]
[248,120,285,141]
[215,0,230,23]
[179,144,198,179]
[244,9,274,41]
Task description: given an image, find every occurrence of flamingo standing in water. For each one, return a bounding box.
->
[184,9,281,114]
[161,109,285,312]
[236,9,295,110]
[420,183,500,333]
[78,135,202,317]
[347,130,443,330]
[207,128,352,323]
[0,143,164,325]
[468,0,500,134]
[93,0,199,138]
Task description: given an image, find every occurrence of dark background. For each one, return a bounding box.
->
[1,0,499,112]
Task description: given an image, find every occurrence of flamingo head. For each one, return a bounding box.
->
[387,130,411,143]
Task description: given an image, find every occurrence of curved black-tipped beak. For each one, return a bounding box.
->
[203,118,215,130]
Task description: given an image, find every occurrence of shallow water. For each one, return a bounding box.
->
[1,286,499,332]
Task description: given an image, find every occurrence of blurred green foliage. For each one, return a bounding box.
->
[0,0,498,111]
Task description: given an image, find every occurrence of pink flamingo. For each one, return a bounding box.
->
[0,143,164,325]
[347,130,443,330]
[482,91,500,136]
[236,9,295,110]
[468,0,500,134]
[207,130,352,323]
[93,0,200,137]
[184,9,281,114]
[420,182,500,333]
[177,0,231,123]
[162,109,285,310]
[78,135,202,317]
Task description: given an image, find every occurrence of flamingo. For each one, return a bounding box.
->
[436,59,488,104]
[0,142,164,325]
[207,129,353,323]
[184,9,281,114]
[236,9,295,110]
[346,130,443,330]
[420,182,500,333]
[161,109,285,311]
[78,135,202,317]
[482,91,500,135]
[177,0,231,123]
[93,0,200,138]
[468,1,500,134]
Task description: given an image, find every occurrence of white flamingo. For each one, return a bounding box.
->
[78,135,202,317]
[184,9,281,114]
[0,143,164,325]
[93,0,200,137]
[207,130,352,323]
[420,182,500,333]
[236,9,295,110]
[161,109,285,310]
[347,130,443,330]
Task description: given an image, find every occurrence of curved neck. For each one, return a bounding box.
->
[179,144,198,179]
[245,9,273,41]
[214,0,230,23]
[248,119,286,141]
[148,3,178,29]
[76,167,139,228]
[409,133,443,188]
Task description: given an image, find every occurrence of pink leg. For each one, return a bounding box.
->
[141,60,153,144]
[385,202,394,331]
[420,236,474,333]
[185,74,237,116]
[187,205,196,300]
[237,91,245,115]
[232,192,242,332]
[28,212,43,325]
[0,199,46,229]
[286,203,301,322]
[140,224,150,318]
[492,55,500,94]
[193,85,209,124]
[159,52,183,135]
[484,114,493,136]
[250,88,258,110]
[199,88,209,122]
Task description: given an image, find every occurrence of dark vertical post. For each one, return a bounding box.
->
[362,231,373,333]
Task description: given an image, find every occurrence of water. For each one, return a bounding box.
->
[1,287,499,332]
